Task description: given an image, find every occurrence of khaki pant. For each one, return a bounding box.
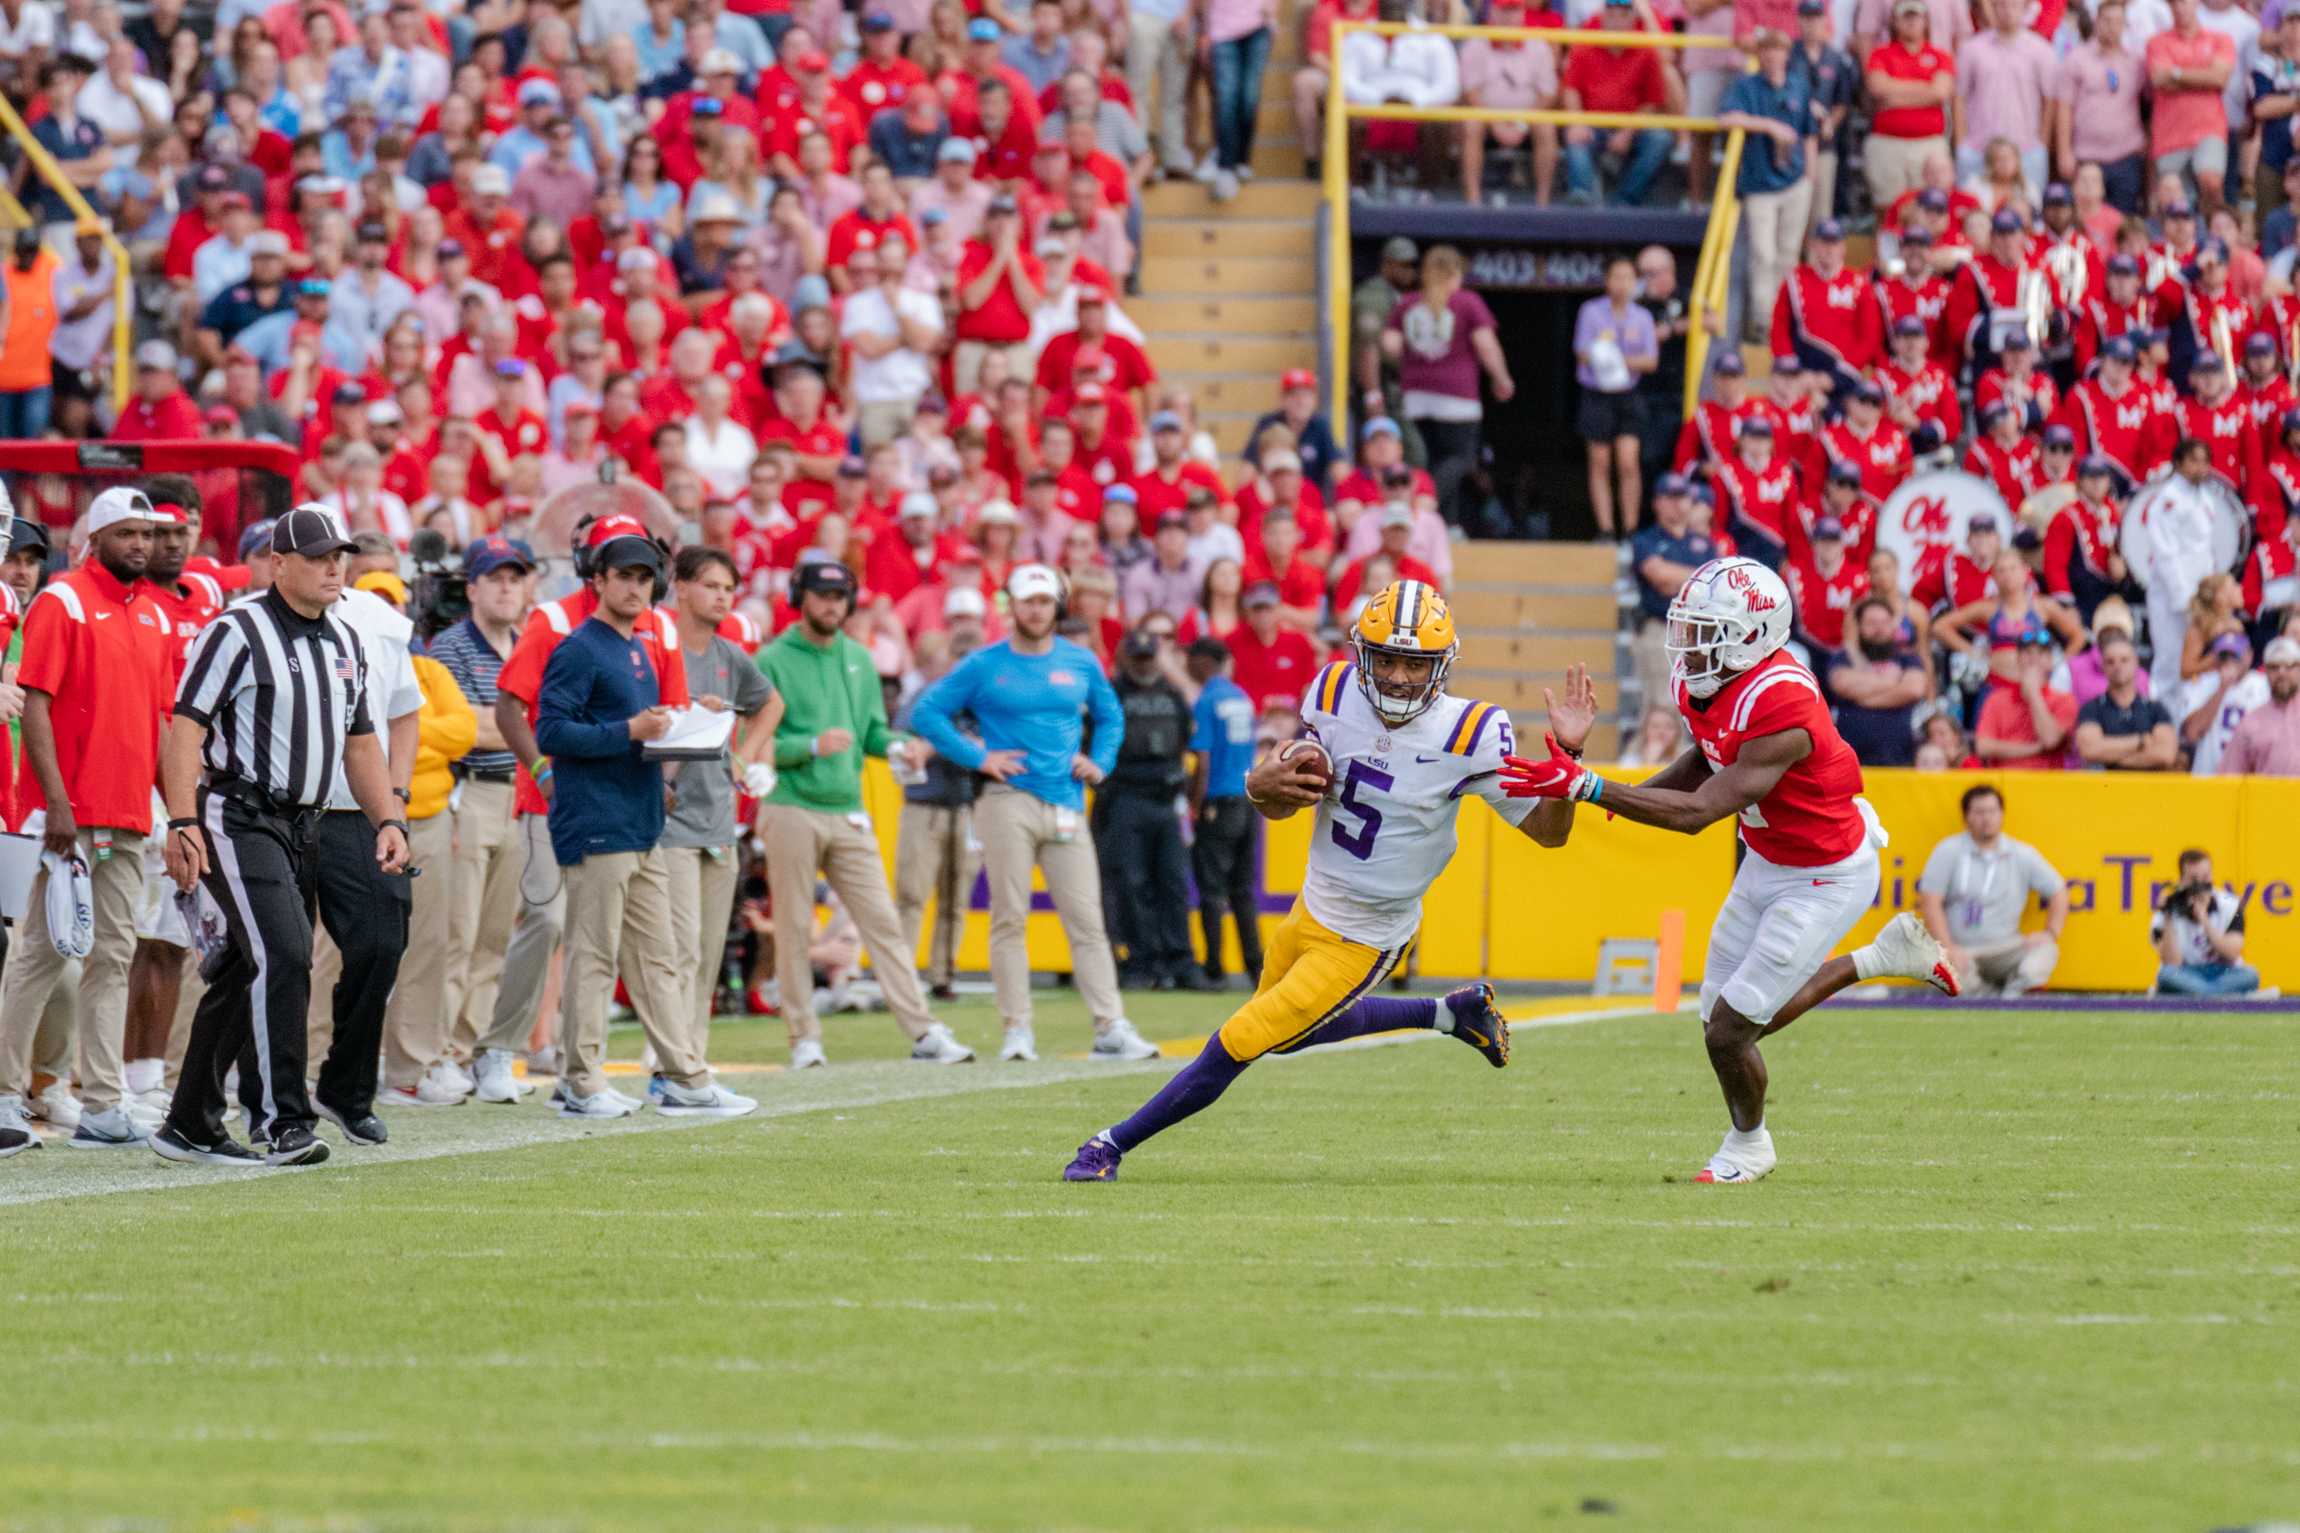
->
[1804,148,1839,242]
[1865,133,1947,214]
[952,340,1030,397]
[163,956,205,1089]
[484,811,566,1055]
[1129,8,1193,170]
[0,829,146,1111]
[895,801,977,988]
[974,785,1123,1033]
[662,843,742,1066]
[558,849,706,1100]
[1743,177,1816,343]
[443,778,523,1058]
[761,801,937,1047]
[1958,935,2058,997]
[380,810,458,1090]
[855,397,920,449]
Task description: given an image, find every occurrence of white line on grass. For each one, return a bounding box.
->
[0,1002,1680,1210]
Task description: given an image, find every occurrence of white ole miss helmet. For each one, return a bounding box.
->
[1666,556,1793,699]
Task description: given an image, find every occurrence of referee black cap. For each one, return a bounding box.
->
[275,504,360,558]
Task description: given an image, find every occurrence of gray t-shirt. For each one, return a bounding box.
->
[1917,832,2063,945]
[662,635,775,850]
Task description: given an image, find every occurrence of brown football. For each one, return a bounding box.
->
[1278,739,1335,793]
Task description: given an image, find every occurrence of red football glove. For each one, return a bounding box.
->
[1500,732,1599,801]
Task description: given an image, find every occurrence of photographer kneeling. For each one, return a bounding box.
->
[2150,850,2261,997]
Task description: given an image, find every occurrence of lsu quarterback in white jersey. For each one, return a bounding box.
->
[1064,580,1591,1182]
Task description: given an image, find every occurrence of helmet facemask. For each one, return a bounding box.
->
[1354,634,1451,725]
[1666,607,1751,700]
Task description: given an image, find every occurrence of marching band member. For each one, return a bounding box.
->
[1964,400,2046,508]
[1672,350,1769,478]
[1873,225,1954,367]
[1711,414,1802,568]
[1808,378,1912,505]
[2054,335,2166,488]
[1769,219,1883,394]
[2072,254,2158,374]
[1877,312,1962,445]
[1974,331,2060,435]
[2174,346,2264,496]
[1943,208,2038,376]
[2040,454,2132,622]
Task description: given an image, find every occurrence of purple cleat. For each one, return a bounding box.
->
[1443,983,1510,1068]
[1063,1133,1123,1182]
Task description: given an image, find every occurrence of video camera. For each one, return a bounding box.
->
[407,528,469,640]
[2159,880,2216,917]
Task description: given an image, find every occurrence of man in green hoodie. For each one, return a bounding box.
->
[757,558,974,1068]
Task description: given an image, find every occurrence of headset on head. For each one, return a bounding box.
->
[571,509,674,603]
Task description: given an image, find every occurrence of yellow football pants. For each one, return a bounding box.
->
[1214,901,1403,1062]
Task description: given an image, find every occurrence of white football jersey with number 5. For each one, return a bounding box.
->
[1295,661,1538,950]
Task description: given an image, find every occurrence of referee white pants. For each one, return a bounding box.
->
[1700,841,1881,1028]
[0,829,147,1113]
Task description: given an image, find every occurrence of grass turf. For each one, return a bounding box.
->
[4,997,2296,1531]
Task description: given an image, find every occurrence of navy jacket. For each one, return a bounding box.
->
[537,616,665,866]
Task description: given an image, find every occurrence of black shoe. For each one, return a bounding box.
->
[149,1122,263,1167]
[317,1100,388,1146]
[1442,982,1510,1069]
[0,1125,39,1159]
[1167,969,1220,993]
[264,1124,331,1167]
[929,982,958,1002]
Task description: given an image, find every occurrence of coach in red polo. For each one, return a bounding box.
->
[0,487,181,1153]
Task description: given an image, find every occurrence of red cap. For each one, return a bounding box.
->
[1074,280,1109,305]
[202,404,238,426]
[1074,382,1108,404]
[586,512,651,546]
[1281,367,1316,393]
[795,49,830,71]
[564,399,600,418]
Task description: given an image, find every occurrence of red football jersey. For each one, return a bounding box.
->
[1676,649,1867,867]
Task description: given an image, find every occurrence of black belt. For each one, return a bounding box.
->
[205,775,322,823]
[458,765,516,784]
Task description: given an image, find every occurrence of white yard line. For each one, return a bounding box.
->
[0,1002,1681,1211]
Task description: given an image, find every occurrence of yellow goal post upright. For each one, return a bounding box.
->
[1319,19,1750,428]
[0,90,135,417]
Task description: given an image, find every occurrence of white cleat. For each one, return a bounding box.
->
[909,1023,975,1064]
[1089,1019,1161,1062]
[1694,1127,1777,1185]
[430,1057,476,1098]
[30,1081,82,1133]
[1859,911,1961,996]
[654,1081,759,1118]
[789,1039,828,1070]
[999,1025,1038,1063]
[557,1087,639,1119]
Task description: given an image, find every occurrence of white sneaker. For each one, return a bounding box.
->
[1089,1019,1161,1062]
[431,1057,476,1097]
[472,1049,522,1104]
[0,1095,43,1157]
[1856,911,1960,996]
[1212,168,1239,203]
[1695,1126,1776,1185]
[999,1025,1038,1063]
[1192,152,1218,184]
[30,1081,82,1132]
[68,1105,149,1148]
[557,1087,638,1119]
[790,1038,828,1069]
[123,1058,164,1096]
[655,1080,759,1117]
[909,1023,975,1064]
[122,1094,167,1134]
[383,1074,467,1107]
[1235,164,1255,183]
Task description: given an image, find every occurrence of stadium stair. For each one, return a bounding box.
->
[1136,16,1318,462]
[1445,541,1625,758]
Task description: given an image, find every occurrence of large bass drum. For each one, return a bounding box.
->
[1875,469,2011,590]
[2117,468,2247,586]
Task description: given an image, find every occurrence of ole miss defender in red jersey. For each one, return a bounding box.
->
[1502,558,1956,1184]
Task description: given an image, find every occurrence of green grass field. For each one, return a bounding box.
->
[4,995,2296,1532]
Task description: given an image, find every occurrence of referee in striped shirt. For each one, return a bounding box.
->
[153,507,411,1169]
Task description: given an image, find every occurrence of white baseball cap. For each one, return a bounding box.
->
[472,164,510,196]
[86,486,177,532]
[1007,563,1063,603]
[2266,636,2300,666]
[944,586,987,619]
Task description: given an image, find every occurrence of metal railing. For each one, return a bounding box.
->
[0,92,132,415]
[1321,20,1747,432]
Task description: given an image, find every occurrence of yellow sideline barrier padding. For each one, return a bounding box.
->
[855,763,2300,993]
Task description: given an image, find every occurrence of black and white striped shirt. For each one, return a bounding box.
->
[174,588,375,810]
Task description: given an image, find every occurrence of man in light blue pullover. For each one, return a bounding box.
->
[910,564,1159,1065]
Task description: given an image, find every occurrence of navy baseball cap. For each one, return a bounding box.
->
[2190,349,2226,375]
[1772,354,1803,375]
[1853,379,1886,405]
[1990,208,2025,235]
[1812,515,1847,541]
[1655,472,1691,498]
[2283,404,2300,434]
[2164,198,2197,219]
[1825,460,1862,488]
[2042,181,2073,207]
[1892,315,1927,338]
[1713,351,1746,376]
[2102,335,2138,364]
[2248,332,2277,357]
[1740,414,1775,436]
[465,534,535,576]
[1813,218,1845,242]
[1899,224,1934,246]
[2077,453,2115,478]
[1917,188,1949,213]
[2107,253,2138,277]
[1999,330,2033,351]
[1980,401,2014,426]
[2043,423,2075,449]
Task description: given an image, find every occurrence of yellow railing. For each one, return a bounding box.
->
[0,92,132,416]
[1682,126,1745,416]
[1322,20,1746,435]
